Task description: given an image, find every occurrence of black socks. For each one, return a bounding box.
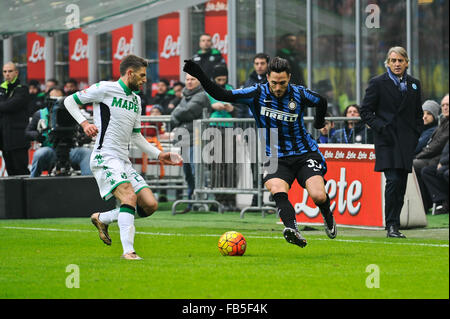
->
[317,194,331,216]
[273,192,298,230]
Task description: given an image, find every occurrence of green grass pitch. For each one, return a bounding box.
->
[0,203,448,299]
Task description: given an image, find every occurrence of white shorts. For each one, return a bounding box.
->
[90,151,149,201]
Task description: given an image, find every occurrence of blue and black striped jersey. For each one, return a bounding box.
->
[227,83,325,158]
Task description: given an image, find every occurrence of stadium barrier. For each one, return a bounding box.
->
[0,175,115,219]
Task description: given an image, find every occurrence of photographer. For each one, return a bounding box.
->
[25,86,93,177]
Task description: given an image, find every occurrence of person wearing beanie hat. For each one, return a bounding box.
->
[415,100,440,155]
[212,64,228,79]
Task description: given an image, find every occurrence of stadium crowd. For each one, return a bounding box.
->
[0,33,448,216]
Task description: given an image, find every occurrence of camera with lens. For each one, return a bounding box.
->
[46,97,90,176]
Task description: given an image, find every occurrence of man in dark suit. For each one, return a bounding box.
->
[0,62,30,176]
[361,47,423,238]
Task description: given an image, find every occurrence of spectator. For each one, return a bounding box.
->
[144,105,166,138]
[360,46,423,238]
[44,78,58,93]
[170,73,211,213]
[149,79,172,114]
[25,86,92,177]
[192,33,226,78]
[166,81,185,115]
[276,33,305,86]
[413,93,449,211]
[415,100,440,155]
[0,62,30,176]
[27,79,46,117]
[421,141,449,215]
[64,78,78,96]
[207,64,237,211]
[330,105,373,144]
[316,112,336,143]
[238,53,270,118]
[244,53,270,87]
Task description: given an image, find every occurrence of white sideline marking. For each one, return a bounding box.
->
[2,226,449,248]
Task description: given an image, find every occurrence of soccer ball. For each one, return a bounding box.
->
[218,231,247,256]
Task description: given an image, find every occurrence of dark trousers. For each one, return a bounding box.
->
[182,146,195,207]
[2,148,30,176]
[384,169,408,229]
[421,165,449,205]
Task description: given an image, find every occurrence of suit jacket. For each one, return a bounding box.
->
[0,79,31,151]
[360,72,423,172]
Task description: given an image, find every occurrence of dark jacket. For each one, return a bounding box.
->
[0,79,31,151]
[244,70,267,88]
[148,92,172,115]
[360,72,423,172]
[437,141,449,183]
[414,121,438,155]
[170,85,210,145]
[415,116,449,166]
[192,48,226,79]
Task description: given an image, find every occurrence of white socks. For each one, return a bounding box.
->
[98,205,137,254]
[98,208,120,225]
[118,211,136,254]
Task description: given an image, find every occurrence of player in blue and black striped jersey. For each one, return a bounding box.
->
[183,57,337,247]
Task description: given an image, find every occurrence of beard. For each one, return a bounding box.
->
[128,75,140,91]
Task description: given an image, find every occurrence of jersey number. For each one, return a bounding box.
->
[306,159,322,172]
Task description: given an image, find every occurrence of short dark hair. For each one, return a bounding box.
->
[172,81,185,88]
[343,104,360,116]
[159,78,170,87]
[119,55,148,76]
[253,53,270,63]
[28,79,40,88]
[267,57,291,75]
[46,78,58,85]
[65,78,78,86]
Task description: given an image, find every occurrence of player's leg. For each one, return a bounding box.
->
[304,175,336,239]
[265,177,307,248]
[136,187,158,217]
[112,182,142,259]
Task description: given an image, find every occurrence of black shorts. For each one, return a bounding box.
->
[262,151,327,188]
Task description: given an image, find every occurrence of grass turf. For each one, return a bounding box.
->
[0,204,448,299]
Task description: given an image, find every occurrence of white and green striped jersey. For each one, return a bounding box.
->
[72,79,142,161]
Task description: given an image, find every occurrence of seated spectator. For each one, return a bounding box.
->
[149,78,173,115]
[413,93,449,211]
[166,81,185,115]
[330,104,373,144]
[143,105,167,139]
[421,141,449,214]
[316,112,336,143]
[25,86,93,177]
[415,100,440,155]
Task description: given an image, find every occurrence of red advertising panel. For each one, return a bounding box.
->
[289,145,384,228]
[27,32,46,81]
[68,29,88,81]
[112,25,134,80]
[158,13,180,81]
[204,0,228,63]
